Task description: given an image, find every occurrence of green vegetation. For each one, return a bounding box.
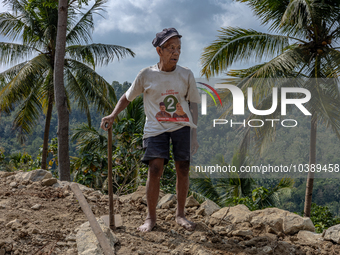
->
[0,0,134,170]
[200,0,340,217]
[298,203,340,233]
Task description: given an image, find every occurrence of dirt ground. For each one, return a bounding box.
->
[1,172,340,255]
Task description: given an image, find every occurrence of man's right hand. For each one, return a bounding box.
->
[100,114,115,131]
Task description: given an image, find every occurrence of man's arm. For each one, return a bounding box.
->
[100,93,130,131]
[189,102,199,155]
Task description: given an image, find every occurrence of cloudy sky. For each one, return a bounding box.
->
[0,0,270,84]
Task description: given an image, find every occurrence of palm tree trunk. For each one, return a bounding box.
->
[54,0,70,181]
[304,114,317,217]
[41,93,53,170]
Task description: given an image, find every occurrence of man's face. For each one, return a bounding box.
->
[157,37,181,69]
[160,105,166,111]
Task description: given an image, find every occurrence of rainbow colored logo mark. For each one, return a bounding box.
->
[196,82,223,107]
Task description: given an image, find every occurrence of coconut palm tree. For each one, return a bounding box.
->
[0,0,135,171]
[200,0,340,216]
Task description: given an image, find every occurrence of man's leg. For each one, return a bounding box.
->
[137,158,164,232]
[175,160,196,231]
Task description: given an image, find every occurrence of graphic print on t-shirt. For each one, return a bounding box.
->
[155,89,189,122]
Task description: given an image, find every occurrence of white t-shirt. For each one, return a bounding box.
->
[125,64,201,139]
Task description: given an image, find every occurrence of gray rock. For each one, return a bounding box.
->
[30,228,40,234]
[157,194,176,209]
[41,178,58,186]
[9,182,17,188]
[131,186,146,201]
[211,204,250,224]
[263,246,273,253]
[185,195,200,207]
[0,172,16,178]
[249,208,286,233]
[76,218,118,255]
[6,219,20,228]
[52,180,94,191]
[15,169,52,182]
[283,214,315,235]
[297,230,322,246]
[65,234,77,242]
[199,199,220,216]
[231,229,253,237]
[323,224,340,244]
[31,204,42,210]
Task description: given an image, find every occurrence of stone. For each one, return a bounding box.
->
[200,236,207,242]
[76,217,118,255]
[157,194,176,209]
[323,224,340,244]
[41,178,58,186]
[232,229,253,237]
[0,240,6,247]
[90,191,102,198]
[196,208,205,216]
[185,195,200,207]
[0,249,4,255]
[65,234,77,242]
[119,194,132,203]
[283,213,315,235]
[197,250,210,255]
[30,228,40,234]
[15,169,52,182]
[131,186,146,201]
[6,219,20,228]
[199,199,220,216]
[297,230,323,246]
[165,214,173,221]
[0,172,16,178]
[52,180,94,191]
[9,182,17,188]
[211,204,250,224]
[31,204,42,210]
[208,217,219,226]
[263,246,273,253]
[170,229,178,235]
[249,208,287,233]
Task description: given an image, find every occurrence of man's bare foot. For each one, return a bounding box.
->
[176,216,196,231]
[137,218,156,232]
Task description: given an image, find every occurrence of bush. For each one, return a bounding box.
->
[299,203,340,233]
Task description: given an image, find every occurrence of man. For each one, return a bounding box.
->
[155,102,171,118]
[100,28,200,232]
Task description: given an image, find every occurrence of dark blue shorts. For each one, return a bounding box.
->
[142,126,190,165]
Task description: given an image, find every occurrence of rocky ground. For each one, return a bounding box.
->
[1,170,340,255]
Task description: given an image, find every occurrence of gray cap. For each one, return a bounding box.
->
[152,28,182,47]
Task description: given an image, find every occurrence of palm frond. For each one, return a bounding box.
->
[0,12,28,41]
[71,124,108,154]
[65,67,92,127]
[65,58,115,114]
[235,0,290,31]
[0,42,40,65]
[200,27,289,78]
[66,0,107,45]
[12,80,43,142]
[0,54,50,113]
[190,176,221,205]
[66,43,135,67]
